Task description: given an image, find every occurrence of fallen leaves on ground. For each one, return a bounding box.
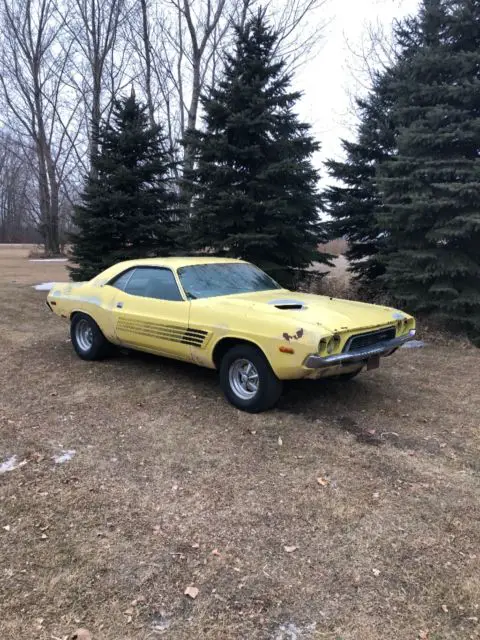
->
[184,585,199,599]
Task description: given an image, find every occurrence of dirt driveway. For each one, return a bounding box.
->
[1,247,479,640]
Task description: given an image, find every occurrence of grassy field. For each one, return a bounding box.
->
[1,245,479,640]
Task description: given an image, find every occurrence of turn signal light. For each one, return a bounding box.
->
[279,345,295,354]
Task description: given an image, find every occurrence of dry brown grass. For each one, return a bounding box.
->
[0,244,69,285]
[1,247,480,640]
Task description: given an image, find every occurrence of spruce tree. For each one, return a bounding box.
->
[70,93,178,281]
[323,73,397,285]
[187,10,328,287]
[378,0,480,345]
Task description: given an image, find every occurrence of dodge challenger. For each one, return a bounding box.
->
[46,257,416,412]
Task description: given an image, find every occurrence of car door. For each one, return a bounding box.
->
[109,266,192,361]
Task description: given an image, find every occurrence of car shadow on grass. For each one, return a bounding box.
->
[112,347,219,389]
[115,347,365,415]
[110,346,371,419]
[278,377,368,414]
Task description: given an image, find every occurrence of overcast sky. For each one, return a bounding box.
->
[295,0,420,175]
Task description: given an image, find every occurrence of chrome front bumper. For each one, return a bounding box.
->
[304,330,416,369]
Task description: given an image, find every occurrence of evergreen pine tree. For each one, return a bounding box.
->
[323,72,397,285]
[187,10,328,287]
[378,0,480,345]
[70,93,178,281]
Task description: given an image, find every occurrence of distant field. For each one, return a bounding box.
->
[0,244,69,285]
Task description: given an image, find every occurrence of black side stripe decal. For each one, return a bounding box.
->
[117,320,209,348]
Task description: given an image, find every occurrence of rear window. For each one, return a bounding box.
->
[110,269,134,291]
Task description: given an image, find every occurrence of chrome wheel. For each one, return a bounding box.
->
[75,318,94,352]
[228,358,259,400]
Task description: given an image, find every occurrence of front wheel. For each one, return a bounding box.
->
[70,312,111,361]
[219,344,283,413]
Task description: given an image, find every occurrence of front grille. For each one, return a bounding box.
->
[344,327,396,353]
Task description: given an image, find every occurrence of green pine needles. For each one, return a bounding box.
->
[186,10,329,287]
[70,93,179,282]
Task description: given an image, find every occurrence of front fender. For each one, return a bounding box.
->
[207,320,319,380]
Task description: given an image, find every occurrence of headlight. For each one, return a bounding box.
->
[318,337,329,354]
[319,333,342,355]
[397,318,412,335]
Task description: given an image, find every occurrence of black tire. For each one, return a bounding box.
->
[219,344,283,413]
[70,312,111,361]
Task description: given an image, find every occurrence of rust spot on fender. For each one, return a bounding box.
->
[283,328,304,342]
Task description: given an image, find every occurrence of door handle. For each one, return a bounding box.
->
[116,302,123,309]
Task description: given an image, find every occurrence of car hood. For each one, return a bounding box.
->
[212,289,408,334]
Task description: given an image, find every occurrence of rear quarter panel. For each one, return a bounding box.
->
[47,282,119,342]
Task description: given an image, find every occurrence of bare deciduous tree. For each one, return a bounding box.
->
[0,133,37,242]
[0,0,329,248]
[129,0,328,190]
[139,0,156,126]
[64,0,130,166]
[0,0,81,253]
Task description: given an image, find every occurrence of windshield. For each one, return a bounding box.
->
[177,263,281,299]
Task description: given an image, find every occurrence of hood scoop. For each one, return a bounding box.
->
[268,298,306,310]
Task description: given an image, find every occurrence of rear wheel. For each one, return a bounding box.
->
[219,344,283,412]
[71,312,111,361]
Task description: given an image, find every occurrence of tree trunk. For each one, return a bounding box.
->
[34,79,61,255]
[90,71,102,171]
[36,144,53,253]
[45,154,60,255]
[181,54,201,203]
[140,0,155,127]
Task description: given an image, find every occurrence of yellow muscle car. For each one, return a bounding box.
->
[46,257,416,412]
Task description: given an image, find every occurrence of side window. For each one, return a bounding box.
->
[110,268,135,291]
[124,267,183,301]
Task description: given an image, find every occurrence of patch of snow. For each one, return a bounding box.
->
[0,455,27,474]
[29,258,67,262]
[274,622,317,640]
[401,340,426,349]
[53,449,76,464]
[33,282,56,291]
